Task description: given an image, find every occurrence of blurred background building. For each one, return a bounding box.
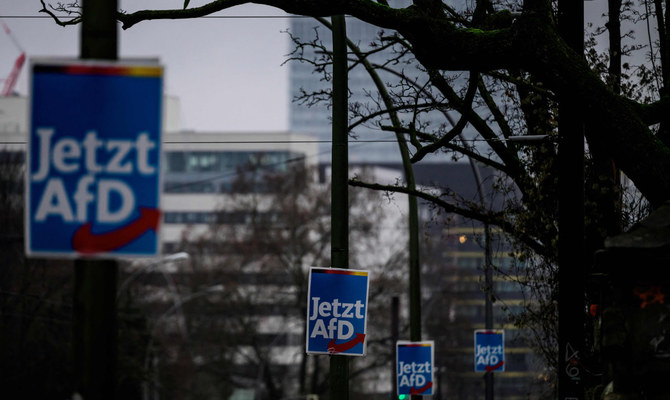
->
[0,49,545,397]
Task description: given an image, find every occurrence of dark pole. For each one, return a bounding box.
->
[484,220,494,400]
[391,296,399,399]
[330,13,349,400]
[73,1,119,399]
[407,157,421,349]
[80,0,117,60]
[558,1,585,399]
[347,36,421,398]
[467,157,494,400]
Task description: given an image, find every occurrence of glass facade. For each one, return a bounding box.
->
[163,150,300,193]
[288,8,424,163]
[165,151,296,174]
[163,211,280,225]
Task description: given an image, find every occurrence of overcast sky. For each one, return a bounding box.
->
[0,1,633,134]
[1,1,291,132]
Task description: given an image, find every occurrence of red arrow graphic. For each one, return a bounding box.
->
[72,208,161,254]
[486,360,504,372]
[327,333,366,354]
[410,381,433,395]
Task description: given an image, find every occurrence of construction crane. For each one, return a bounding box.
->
[1,19,25,97]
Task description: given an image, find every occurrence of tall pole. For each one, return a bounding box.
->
[391,296,399,399]
[73,1,119,399]
[557,1,585,399]
[344,34,421,398]
[407,151,421,350]
[330,13,349,400]
[469,160,494,400]
[483,219,494,400]
[405,85,421,400]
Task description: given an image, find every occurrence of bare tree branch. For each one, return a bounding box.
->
[348,178,549,258]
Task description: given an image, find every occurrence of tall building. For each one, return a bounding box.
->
[156,128,411,400]
[147,128,322,400]
[288,3,434,164]
[161,129,320,250]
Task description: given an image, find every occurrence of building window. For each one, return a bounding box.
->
[165,151,297,174]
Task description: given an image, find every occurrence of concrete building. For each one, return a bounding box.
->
[161,129,320,248]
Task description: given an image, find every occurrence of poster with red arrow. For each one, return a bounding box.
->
[396,341,434,396]
[474,329,505,372]
[26,59,163,258]
[306,267,369,356]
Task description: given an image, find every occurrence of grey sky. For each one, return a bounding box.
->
[0,1,655,133]
[1,1,291,132]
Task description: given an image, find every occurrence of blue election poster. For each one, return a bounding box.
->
[26,60,163,258]
[306,267,369,356]
[474,329,505,372]
[397,341,434,396]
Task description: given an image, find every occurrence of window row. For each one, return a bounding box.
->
[165,151,298,173]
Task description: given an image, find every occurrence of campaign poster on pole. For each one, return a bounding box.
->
[396,341,434,396]
[306,267,369,356]
[26,59,163,258]
[474,329,505,372]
